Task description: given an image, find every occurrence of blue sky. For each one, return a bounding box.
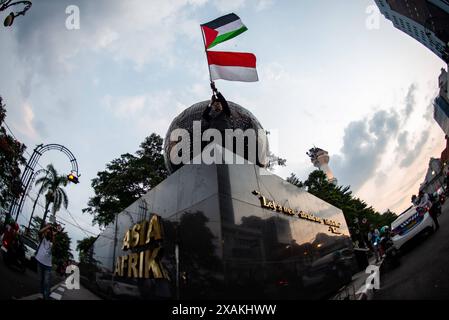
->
[0,0,446,259]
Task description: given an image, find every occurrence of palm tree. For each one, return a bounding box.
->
[35,164,69,228]
[27,169,50,231]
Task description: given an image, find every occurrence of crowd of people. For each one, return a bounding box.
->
[353,186,444,267]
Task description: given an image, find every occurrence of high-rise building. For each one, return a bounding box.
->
[434,68,449,135]
[307,147,338,185]
[374,0,449,62]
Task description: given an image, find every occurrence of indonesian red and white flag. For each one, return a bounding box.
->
[207,51,259,82]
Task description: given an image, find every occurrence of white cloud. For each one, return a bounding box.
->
[255,0,274,11]
[12,102,39,140]
[105,95,146,118]
[212,0,246,12]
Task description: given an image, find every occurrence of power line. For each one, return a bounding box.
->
[63,206,91,238]
[2,122,100,240]
[2,120,46,170]
[25,192,100,238]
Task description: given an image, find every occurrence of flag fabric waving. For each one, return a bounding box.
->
[201,13,248,49]
[207,51,258,82]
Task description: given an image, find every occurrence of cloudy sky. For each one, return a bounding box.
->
[0,0,446,259]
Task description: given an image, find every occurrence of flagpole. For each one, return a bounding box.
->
[200,26,215,92]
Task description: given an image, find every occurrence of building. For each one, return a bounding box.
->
[307,147,338,185]
[434,68,449,135]
[419,157,445,194]
[374,0,449,62]
[438,67,449,101]
[428,0,449,15]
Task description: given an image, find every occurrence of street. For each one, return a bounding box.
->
[0,256,62,299]
[374,201,449,299]
[0,256,101,300]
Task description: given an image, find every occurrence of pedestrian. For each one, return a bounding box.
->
[411,195,419,206]
[35,223,60,300]
[417,190,432,209]
[370,229,380,263]
[427,195,441,231]
[415,191,440,231]
[446,171,449,195]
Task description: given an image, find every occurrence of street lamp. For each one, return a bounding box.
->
[0,0,32,27]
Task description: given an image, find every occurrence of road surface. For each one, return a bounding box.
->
[374,201,449,299]
[0,255,62,299]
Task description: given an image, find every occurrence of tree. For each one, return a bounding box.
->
[288,170,397,238]
[52,230,73,267]
[35,164,69,227]
[29,216,44,241]
[76,236,97,264]
[83,133,168,227]
[0,96,26,212]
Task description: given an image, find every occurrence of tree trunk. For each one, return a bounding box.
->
[40,200,51,229]
[27,192,41,230]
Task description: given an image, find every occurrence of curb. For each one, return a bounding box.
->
[332,259,384,301]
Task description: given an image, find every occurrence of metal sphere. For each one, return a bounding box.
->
[164,100,269,174]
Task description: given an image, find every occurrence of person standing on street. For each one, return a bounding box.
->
[416,191,440,231]
[445,171,449,195]
[411,195,419,206]
[427,193,441,231]
[36,223,59,300]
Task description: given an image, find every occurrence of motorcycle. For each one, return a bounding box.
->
[2,236,27,273]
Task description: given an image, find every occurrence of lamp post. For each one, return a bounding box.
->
[0,0,32,27]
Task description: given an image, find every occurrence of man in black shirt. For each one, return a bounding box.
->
[202,82,231,122]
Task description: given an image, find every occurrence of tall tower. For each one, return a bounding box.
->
[307,147,337,185]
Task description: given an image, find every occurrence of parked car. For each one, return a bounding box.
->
[391,206,435,250]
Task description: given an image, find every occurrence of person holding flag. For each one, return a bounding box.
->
[202,82,231,120]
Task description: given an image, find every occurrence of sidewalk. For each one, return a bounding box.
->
[19,280,101,300]
[330,257,382,300]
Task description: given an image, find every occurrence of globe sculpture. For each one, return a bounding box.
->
[164,100,269,174]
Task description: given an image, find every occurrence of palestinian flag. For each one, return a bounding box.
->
[201,13,248,49]
[207,51,258,82]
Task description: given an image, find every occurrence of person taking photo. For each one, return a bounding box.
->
[35,223,61,300]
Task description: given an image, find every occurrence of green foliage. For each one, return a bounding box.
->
[35,164,69,220]
[83,133,168,227]
[287,170,397,237]
[0,96,26,209]
[76,236,97,264]
[52,230,73,266]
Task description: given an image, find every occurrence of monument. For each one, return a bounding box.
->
[307,147,338,185]
[83,13,354,300]
[86,101,355,300]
